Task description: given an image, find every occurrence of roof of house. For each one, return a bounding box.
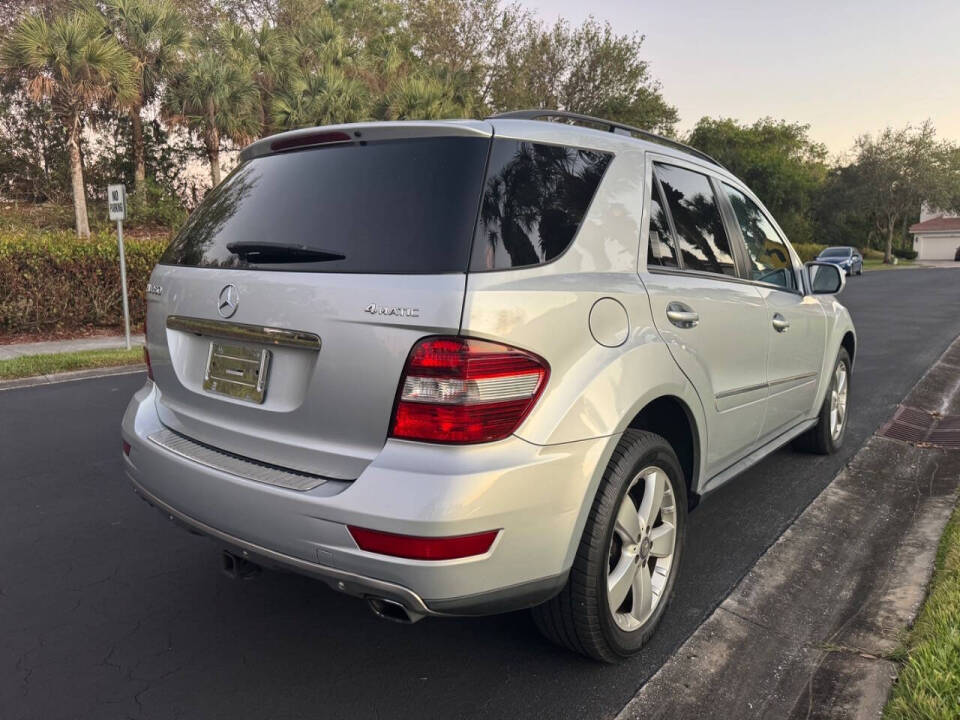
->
[910,216,960,234]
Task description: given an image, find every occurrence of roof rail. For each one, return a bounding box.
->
[487,109,725,170]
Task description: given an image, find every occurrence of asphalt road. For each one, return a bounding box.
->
[3,268,960,720]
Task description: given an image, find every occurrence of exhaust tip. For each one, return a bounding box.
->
[367,597,422,624]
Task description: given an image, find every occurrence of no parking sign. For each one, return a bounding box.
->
[107,184,131,349]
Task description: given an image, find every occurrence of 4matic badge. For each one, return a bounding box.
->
[365,303,420,318]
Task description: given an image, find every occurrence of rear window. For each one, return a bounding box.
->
[470,140,612,271]
[160,137,490,274]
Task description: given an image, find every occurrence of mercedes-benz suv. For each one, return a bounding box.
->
[121,110,855,662]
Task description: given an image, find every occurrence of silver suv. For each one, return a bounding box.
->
[121,110,855,662]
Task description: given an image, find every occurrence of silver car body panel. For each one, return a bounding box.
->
[123,117,856,615]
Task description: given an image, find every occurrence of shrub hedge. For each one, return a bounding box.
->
[791,242,828,262]
[0,229,167,334]
[893,247,919,260]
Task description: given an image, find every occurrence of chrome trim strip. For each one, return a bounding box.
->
[715,382,768,400]
[647,267,804,296]
[148,427,329,491]
[768,371,818,388]
[128,475,434,617]
[166,315,321,350]
[716,372,819,400]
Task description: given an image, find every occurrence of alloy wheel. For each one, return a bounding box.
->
[829,362,848,441]
[606,466,677,631]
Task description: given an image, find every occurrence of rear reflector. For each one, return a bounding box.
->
[143,312,154,380]
[348,526,499,560]
[389,337,549,443]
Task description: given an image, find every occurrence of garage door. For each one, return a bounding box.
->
[918,235,960,260]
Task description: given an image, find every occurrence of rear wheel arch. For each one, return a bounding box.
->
[626,395,700,508]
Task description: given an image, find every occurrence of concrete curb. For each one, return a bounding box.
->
[0,333,145,360]
[0,364,145,391]
[616,337,960,719]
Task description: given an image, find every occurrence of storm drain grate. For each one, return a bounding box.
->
[878,406,960,449]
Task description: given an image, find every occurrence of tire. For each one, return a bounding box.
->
[793,348,851,455]
[532,430,687,663]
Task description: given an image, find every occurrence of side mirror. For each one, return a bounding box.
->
[805,261,845,295]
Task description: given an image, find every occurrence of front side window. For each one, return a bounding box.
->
[724,185,797,291]
[654,164,737,276]
[470,140,612,271]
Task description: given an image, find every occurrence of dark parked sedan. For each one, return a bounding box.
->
[817,246,863,275]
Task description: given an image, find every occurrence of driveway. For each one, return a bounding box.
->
[3,268,960,720]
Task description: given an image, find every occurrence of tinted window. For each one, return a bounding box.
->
[820,247,851,257]
[647,181,678,267]
[470,140,612,271]
[655,164,736,276]
[161,137,489,273]
[724,185,797,291]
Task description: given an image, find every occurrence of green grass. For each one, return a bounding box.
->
[884,504,960,719]
[863,258,918,271]
[0,346,144,380]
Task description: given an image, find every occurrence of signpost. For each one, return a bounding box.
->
[108,184,131,350]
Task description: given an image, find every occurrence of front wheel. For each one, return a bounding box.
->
[532,430,687,662]
[793,348,851,454]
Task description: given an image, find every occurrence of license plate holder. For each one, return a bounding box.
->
[203,342,271,404]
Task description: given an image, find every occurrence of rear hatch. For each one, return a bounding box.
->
[146,123,492,479]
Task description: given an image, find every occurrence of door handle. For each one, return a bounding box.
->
[772,313,790,332]
[666,303,699,329]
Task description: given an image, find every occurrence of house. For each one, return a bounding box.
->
[909,205,960,260]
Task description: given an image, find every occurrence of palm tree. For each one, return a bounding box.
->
[221,21,291,138]
[98,0,186,192]
[163,43,259,186]
[384,72,471,120]
[1,12,136,237]
[272,66,369,130]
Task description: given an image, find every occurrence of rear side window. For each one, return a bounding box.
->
[470,140,612,271]
[161,137,490,274]
[647,180,678,268]
[654,164,737,277]
[723,184,798,291]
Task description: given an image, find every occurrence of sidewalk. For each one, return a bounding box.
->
[0,333,144,361]
[617,336,960,719]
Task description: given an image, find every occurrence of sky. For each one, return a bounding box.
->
[523,0,960,156]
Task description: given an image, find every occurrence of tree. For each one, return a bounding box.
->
[486,16,677,133]
[844,123,960,263]
[688,117,828,244]
[272,66,369,128]
[403,0,527,111]
[221,20,292,137]
[1,11,136,237]
[163,38,260,185]
[383,71,471,120]
[97,0,187,192]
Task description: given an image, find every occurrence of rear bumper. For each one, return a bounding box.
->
[121,381,616,616]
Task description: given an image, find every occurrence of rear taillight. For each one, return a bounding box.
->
[389,337,549,444]
[143,312,154,380]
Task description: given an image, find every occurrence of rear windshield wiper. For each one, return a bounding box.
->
[225,241,346,263]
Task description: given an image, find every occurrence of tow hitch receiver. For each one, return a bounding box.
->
[221,550,262,580]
